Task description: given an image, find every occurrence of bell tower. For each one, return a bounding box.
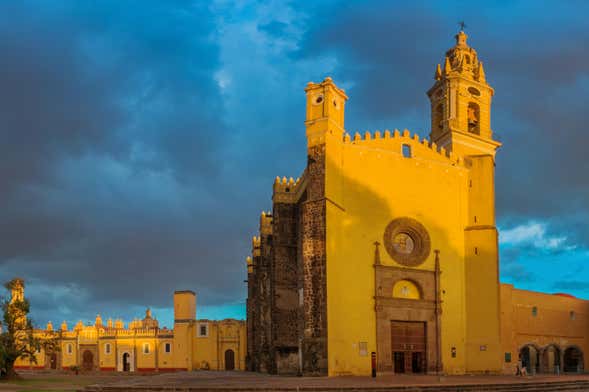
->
[427,30,500,157]
[429,30,503,373]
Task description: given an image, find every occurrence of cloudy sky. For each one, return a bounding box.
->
[1,0,588,328]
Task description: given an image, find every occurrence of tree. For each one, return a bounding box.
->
[0,278,57,379]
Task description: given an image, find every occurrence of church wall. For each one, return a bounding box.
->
[60,338,78,368]
[191,320,247,370]
[135,336,158,371]
[324,133,469,375]
[157,338,175,370]
[500,284,589,374]
[99,338,116,370]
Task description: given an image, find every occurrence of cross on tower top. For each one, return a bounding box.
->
[458,21,467,31]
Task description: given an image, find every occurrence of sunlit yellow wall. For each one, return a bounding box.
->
[60,339,78,368]
[157,339,174,369]
[500,284,589,374]
[14,345,46,369]
[324,129,469,376]
[192,321,218,369]
[99,339,116,369]
[191,320,247,370]
[136,337,157,370]
[173,290,196,370]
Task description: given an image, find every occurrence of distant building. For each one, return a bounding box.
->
[246,30,588,376]
[13,282,246,372]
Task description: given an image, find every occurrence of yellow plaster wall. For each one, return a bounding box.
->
[325,131,469,375]
[500,284,589,373]
[60,340,78,368]
[99,339,116,369]
[157,339,174,369]
[193,322,218,370]
[136,337,157,369]
[191,321,247,371]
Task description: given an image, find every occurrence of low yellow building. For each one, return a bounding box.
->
[13,282,246,372]
[501,284,587,375]
[246,30,589,376]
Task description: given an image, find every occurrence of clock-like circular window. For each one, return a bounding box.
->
[384,217,430,266]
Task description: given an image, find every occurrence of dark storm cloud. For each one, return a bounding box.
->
[2,0,589,324]
[0,0,251,323]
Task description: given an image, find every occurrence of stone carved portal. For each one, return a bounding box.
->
[374,264,440,373]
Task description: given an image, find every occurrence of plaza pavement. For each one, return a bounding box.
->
[80,371,589,391]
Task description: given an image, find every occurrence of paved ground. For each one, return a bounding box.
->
[83,371,589,390]
[0,372,156,392]
[2,371,589,392]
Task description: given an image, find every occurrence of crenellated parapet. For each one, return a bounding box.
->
[252,236,261,257]
[272,171,308,204]
[260,211,273,235]
[343,128,464,167]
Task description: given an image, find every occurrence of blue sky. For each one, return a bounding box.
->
[0,0,588,329]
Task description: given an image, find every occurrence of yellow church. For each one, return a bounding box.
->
[246,30,588,376]
[12,281,247,372]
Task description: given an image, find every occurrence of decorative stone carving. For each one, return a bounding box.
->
[383,217,431,267]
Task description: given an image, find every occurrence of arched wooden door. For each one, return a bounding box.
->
[82,350,94,371]
[225,349,235,370]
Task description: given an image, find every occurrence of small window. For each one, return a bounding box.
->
[165,342,171,353]
[467,102,480,135]
[67,343,73,354]
[435,103,444,131]
[105,343,111,354]
[505,352,512,363]
[142,343,150,354]
[468,87,481,96]
[570,311,576,320]
[198,323,209,337]
[532,306,538,317]
[402,144,412,158]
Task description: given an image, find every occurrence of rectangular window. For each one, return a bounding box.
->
[164,342,171,353]
[142,343,150,354]
[198,323,208,337]
[67,343,73,354]
[402,144,412,158]
[105,343,111,354]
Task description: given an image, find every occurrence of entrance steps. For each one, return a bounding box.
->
[82,379,589,392]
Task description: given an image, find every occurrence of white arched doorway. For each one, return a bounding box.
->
[117,350,135,372]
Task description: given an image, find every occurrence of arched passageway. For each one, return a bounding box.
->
[122,352,131,372]
[541,345,561,373]
[82,350,94,371]
[520,345,540,374]
[225,349,235,370]
[564,346,584,373]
